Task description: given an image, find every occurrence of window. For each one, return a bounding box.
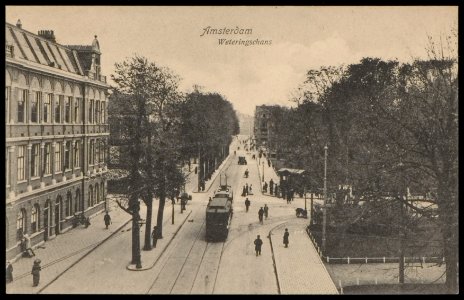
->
[31,92,40,123]
[101,183,105,204]
[101,102,105,123]
[44,143,51,175]
[17,146,25,181]
[74,141,80,168]
[88,185,93,207]
[89,140,94,165]
[31,144,40,177]
[100,140,105,163]
[74,98,80,123]
[66,192,72,217]
[18,89,27,123]
[55,96,61,123]
[31,205,39,233]
[54,142,62,173]
[64,141,71,170]
[95,101,100,124]
[95,139,100,164]
[6,87,10,122]
[65,96,71,123]
[95,183,99,204]
[75,190,81,212]
[89,100,94,123]
[44,94,52,123]
[16,209,26,239]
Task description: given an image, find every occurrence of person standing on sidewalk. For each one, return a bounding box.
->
[254,235,263,256]
[269,179,274,195]
[31,259,41,287]
[263,182,268,193]
[264,204,269,219]
[245,198,251,212]
[152,226,159,248]
[258,207,264,224]
[104,211,112,229]
[6,261,13,283]
[283,228,290,248]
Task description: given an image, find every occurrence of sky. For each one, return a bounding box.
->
[5,6,458,116]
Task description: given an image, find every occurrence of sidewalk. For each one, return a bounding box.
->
[269,218,339,294]
[6,196,132,294]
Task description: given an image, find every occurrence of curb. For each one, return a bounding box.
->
[37,216,133,294]
[126,210,193,271]
[267,221,288,295]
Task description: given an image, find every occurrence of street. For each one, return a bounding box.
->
[32,136,337,294]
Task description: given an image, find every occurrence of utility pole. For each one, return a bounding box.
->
[322,145,328,252]
[398,161,405,285]
[171,198,175,224]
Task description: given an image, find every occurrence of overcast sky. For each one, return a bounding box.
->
[6,6,457,115]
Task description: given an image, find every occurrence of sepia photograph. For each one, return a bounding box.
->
[4,5,458,294]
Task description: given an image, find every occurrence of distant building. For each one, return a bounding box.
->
[5,20,110,260]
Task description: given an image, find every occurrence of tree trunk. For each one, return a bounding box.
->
[156,195,166,239]
[130,197,141,268]
[438,183,458,293]
[143,196,153,251]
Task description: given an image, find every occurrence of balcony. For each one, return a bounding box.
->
[85,71,107,83]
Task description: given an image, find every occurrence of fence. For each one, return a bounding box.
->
[306,227,445,265]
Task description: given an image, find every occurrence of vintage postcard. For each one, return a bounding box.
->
[5,6,458,294]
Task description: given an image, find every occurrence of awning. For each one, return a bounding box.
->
[277,168,307,176]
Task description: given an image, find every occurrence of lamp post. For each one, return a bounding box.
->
[171,198,175,224]
[262,161,265,182]
[322,145,328,252]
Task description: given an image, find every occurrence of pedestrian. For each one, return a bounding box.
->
[21,233,35,257]
[283,228,290,248]
[249,184,253,195]
[84,217,91,228]
[151,226,158,248]
[267,159,271,167]
[254,235,263,256]
[263,182,268,193]
[104,211,112,229]
[245,183,249,195]
[242,186,247,197]
[258,207,264,224]
[275,185,279,198]
[31,259,41,287]
[6,261,13,283]
[269,179,274,195]
[264,204,269,219]
[245,198,251,212]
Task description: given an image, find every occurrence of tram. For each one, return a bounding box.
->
[205,174,233,241]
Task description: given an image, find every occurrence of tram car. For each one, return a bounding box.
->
[205,196,233,241]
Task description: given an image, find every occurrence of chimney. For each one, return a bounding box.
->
[38,30,56,43]
[16,19,22,29]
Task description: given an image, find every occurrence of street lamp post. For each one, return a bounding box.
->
[398,161,405,285]
[262,161,265,182]
[171,198,175,224]
[322,145,328,252]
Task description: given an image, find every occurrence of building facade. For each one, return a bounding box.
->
[5,20,110,260]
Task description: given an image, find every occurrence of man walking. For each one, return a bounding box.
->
[245,198,251,212]
[104,211,112,229]
[283,228,290,248]
[258,207,264,224]
[31,259,41,287]
[269,179,274,195]
[254,235,263,256]
[263,204,269,219]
